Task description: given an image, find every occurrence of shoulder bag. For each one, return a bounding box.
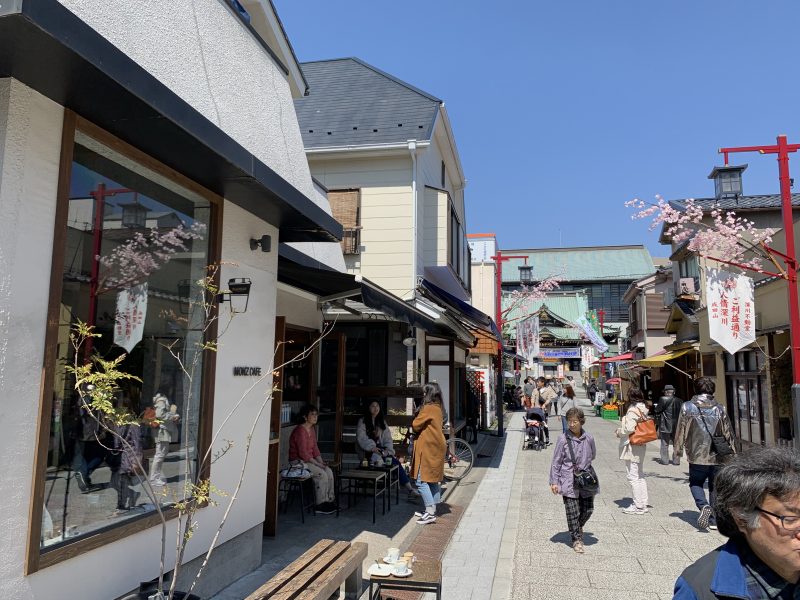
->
[698,409,734,457]
[629,408,658,445]
[565,434,599,494]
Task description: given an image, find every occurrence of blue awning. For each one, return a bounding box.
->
[418,278,502,340]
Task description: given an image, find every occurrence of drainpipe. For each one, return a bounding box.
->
[408,140,419,295]
[408,140,419,384]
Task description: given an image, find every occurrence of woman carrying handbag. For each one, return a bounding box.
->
[549,408,598,554]
[616,386,655,515]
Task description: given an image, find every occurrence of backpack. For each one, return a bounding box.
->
[142,406,160,428]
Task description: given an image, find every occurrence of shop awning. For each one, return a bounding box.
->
[638,348,693,367]
[277,244,458,337]
[597,352,634,364]
[0,0,341,243]
[418,278,501,340]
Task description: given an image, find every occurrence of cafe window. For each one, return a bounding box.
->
[35,121,218,561]
[724,350,768,445]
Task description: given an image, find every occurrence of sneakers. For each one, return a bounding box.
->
[416,512,436,525]
[573,540,585,554]
[698,505,713,529]
[622,506,648,515]
[74,472,88,492]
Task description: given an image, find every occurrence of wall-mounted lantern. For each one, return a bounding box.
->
[218,277,252,313]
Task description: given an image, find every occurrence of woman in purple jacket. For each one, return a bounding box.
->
[549,407,597,553]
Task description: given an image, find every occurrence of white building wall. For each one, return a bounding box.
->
[470,261,497,320]
[0,79,65,600]
[310,156,414,298]
[56,0,319,209]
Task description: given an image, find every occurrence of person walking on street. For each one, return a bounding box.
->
[559,385,578,433]
[534,376,557,415]
[617,386,651,515]
[549,408,597,554]
[673,447,800,599]
[523,377,535,409]
[411,382,447,525]
[587,378,599,412]
[654,384,683,465]
[148,387,179,486]
[674,377,737,531]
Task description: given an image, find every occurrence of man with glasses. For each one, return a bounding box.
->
[674,447,800,599]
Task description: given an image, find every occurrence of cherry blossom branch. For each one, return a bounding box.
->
[625,195,775,271]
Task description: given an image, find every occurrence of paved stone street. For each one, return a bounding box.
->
[441,392,725,600]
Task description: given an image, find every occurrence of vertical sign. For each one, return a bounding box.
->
[705,268,755,355]
[114,283,148,352]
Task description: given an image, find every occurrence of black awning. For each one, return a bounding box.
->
[419,278,501,339]
[0,0,341,243]
[277,244,452,336]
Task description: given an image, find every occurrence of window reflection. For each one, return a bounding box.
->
[41,131,211,549]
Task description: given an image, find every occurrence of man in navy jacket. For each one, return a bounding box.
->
[674,447,800,599]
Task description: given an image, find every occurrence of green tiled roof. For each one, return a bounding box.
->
[540,326,582,341]
[503,293,589,336]
[501,245,655,283]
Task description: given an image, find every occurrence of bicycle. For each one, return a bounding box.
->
[399,425,475,482]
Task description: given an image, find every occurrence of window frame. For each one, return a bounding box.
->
[26,112,224,574]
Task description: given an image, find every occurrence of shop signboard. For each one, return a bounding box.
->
[540,347,580,359]
[705,268,755,355]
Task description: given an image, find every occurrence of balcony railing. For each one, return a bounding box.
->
[341,227,362,255]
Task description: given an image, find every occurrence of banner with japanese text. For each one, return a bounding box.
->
[114,283,148,352]
[575,315,608,353]
[705,268,755,355]
[516,314,540,365]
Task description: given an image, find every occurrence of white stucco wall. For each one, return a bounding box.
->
[0,79,65,600]
[0,78,284,598]
[56,0,320,210]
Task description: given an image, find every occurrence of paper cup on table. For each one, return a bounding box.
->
[387,547,400,562]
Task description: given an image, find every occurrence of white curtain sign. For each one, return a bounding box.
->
[705,268,755,355]
[516,314,540,365]
[114,283,148,352]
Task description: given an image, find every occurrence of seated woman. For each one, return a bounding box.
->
[357,401,420,499]
[288,404,337,515]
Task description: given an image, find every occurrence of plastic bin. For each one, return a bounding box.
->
[601,408,619,420]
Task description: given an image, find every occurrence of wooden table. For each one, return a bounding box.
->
[338,469,387,523]
[368,560,442,600]
[358,463,400,510]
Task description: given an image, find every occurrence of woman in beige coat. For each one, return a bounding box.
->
[410,383,446,525]
[616,386,651,515]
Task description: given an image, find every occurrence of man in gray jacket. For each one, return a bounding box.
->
[675,377,737,531]
[654,384,683,465]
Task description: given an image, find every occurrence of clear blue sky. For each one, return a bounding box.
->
[275,1,800,258]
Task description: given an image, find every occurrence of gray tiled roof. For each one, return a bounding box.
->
[672,194,800,211]
[295,58,441,149]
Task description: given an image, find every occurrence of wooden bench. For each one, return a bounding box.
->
[245,539,368,600]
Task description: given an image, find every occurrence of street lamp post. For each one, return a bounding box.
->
[490,250,529,437]
[718,135,800,443]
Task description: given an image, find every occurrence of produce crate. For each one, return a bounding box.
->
[601,408,619,420]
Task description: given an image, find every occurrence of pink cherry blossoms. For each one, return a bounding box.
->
[625,195,775,272]
[98,222,206,293]
[504,272,565,316]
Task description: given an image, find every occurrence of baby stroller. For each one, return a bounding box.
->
[522,412,547,451]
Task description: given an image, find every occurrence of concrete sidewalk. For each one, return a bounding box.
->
[509,397,723,600]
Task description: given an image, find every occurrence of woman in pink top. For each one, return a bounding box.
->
[288,405,337,514]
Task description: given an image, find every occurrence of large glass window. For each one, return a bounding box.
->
[40,129,213,551]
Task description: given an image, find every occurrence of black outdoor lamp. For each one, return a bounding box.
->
[518,264,533,284]
[218,277,252,313]
[120,200,148,229]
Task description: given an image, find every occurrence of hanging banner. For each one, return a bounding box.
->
[114,283,148,352]
[581,345,595,369]
[575,315,608,353]
[705,268,755,355]
[516,314,540,365]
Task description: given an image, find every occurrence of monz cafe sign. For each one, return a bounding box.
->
[233,366,262,376]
